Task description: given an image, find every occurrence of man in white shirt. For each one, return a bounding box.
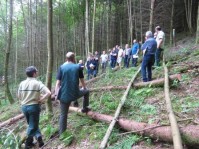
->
[155,26,165,66]
[100,50,108,73]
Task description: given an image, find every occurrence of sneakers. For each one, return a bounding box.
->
[81,107,91,113]
[37,136,44,147]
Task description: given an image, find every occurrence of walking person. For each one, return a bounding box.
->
[141,31,157,82]
[18,66,51,148]
[155,26,165,66]
[55,52,90,135]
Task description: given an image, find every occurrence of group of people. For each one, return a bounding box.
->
[18,52,90,148]
[17,25,164,149]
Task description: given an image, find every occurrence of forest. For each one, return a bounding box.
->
[0,0,199,148]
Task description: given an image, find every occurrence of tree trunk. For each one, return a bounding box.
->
[170,0,175,46]
[184,0,193,33]
[45,0,53,117]
[196,3,199,44]
[91,0,96,54]
[149,0,155,31]
[15,17,18,85]
[69,107,199,147]
[99,67,141,149]
[164,63,183,149]
[85,0,90,55]
[139,0,143,43]
[4,0,14,104]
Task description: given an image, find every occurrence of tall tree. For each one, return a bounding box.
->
[4,0,14,104]
[85,0,89,55]
[184,0,193,33]
[139,0,143,43]
[45,0,53,116]
[91,0,96,54]
[196,3,199,44]
[170,0,175,46]
[149,0,155,31]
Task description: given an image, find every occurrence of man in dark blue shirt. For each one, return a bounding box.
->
[141,31,157,82]
[55,52,90,135]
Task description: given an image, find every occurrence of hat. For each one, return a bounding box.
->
[26,66,38,74]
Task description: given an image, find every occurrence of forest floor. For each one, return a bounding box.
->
[0,36,199,149]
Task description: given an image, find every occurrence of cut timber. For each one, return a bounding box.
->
[99,67,141,149]
[85,73,105,84]
[133,74,181,88]
[69,107,199,146]
[0,113,24,127]
[163,62,183,149]
[89,74,181,92]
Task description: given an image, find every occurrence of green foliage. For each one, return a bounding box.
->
[0,128,21,149]
[140,104,156,115]
[59,130,74,146]
[108,135,141,149]
[42,124,58,139]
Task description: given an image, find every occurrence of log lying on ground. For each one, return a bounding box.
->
[69,107,199,146]
[133,74,181,88]
[0,113,24,127]
[163,62,183,149]
[89,74,181,92]
[99,67,141,149]
[85,73,105,84]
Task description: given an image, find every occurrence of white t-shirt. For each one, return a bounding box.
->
[156,31,165,48]
[100,54,108,63]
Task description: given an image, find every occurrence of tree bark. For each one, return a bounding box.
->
[164,63,183,149]
[69,107,199,147]
[91,0,96,54]
[99,67,141,149]
[149,0,155,31]
[45,0,53,116]
[85,0,90,55]
[4,0,14,104]
[170,0,175,46]
[139,0,143,43]
[196,2,199,44]
[0,114,24,127]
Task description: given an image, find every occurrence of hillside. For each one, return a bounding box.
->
[0,37,199,149]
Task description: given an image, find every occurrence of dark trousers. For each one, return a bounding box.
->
[155,48,163,66]
[101,62,107,73]
[141,54,155,82]
[87,69,97,80]
[132,58,138,67]
[110,59,116,68]
[59,89,89,135]
[124,55,130,68]
[22,104,41,138]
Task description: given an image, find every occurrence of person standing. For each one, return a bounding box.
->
[131,39,139,67]
[155,26,165,66]
[55,52,90,135]
[123,44,131,68]
[141,31,157,82]
[110,47,117,69]
[100,50,108,73]
[18,66,51,148]
[86,55,97,79]
[117,47,124,69]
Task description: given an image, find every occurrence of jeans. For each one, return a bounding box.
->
[59,89,89,135]
[110,59,116,68]
[132,58,138,67]
[87,69,97,80]
[101,62,107,73]
[22,104,41,138]
[141,54,155,82]
[124,55,130,68]
[155,48,163,66]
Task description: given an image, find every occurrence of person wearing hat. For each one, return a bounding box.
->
[55,52,90,135]
[155,26,165,66]
[18,66,51,148]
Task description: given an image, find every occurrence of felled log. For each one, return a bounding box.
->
[89,74,181,92]
[69,107,199,147]
[99,67,141,149]
[164,63,183,149]
[133,74,181,88]
[0,113,24,127]
[85,73,105,84]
